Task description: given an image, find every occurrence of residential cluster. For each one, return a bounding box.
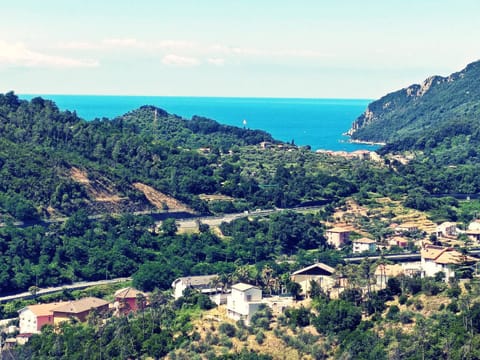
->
[4,287,147,347]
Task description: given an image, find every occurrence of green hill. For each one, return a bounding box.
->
[0,92,276,220]
[349,60,480,157]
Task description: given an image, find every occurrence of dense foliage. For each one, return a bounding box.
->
[0,92,361,220]
[0,209,332,297]
[350,60,480,145]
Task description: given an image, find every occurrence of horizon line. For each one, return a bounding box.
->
[17,92,374,101]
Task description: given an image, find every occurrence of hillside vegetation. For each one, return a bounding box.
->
[349,60,480,160]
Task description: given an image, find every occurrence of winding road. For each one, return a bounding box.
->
[0,277,131,303]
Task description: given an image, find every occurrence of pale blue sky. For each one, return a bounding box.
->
[1,0,479,98]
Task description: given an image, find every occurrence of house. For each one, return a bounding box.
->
[395,223,419,234]
[436,222,458,238]
[52,297,109,326]
[374,263,422,289]
[374,264,404,289]
[326,227,350,248]
[466,229,480,242]
[388,236,409,249]
[260,141,274,149]
[226,283,263,324]
[421,244,477,281]
[114,287,148,315]
[468,220,480,232]
[352,238,377,253]
[466,221,480,242]
[290,262,336,295]
[18,303,61,334]
[171,275,220,300]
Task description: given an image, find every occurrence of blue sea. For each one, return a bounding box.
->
[20,95,375,152]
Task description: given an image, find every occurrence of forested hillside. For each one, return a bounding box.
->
[0,92,311,220]
[349,60,480,156]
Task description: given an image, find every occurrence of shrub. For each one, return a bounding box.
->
[219,322,236,338]
[218,335,233,348]
[447,283,461,298]
[447,301,459,313]
[255,331,266,345]
[399,311,414,324]
[386,305,400,320]
[398,294,408,305]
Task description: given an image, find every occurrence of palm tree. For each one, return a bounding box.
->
[28,285,40,301]
[136,293,147,339]
[261,265,274,296]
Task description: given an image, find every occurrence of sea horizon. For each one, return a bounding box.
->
[19,94,376,152]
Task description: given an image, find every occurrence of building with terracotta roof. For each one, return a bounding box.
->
[114,287,148,315]
[18,303,61,334]
[290,262,336,295]
[466,222,480,242]
[52,297,109,326]
[395,223,419,234]
[421,244,477,281]
[374,262,423,289]
[388,236,409,249]
[325,227,350,249]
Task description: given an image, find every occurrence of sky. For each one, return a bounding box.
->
[1,0,479,99]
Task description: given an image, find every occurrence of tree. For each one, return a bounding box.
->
[28,285,40,300]
[287,281,302,300]
[133,261,179,291]
[161,218,178,236]
[313,299,362,335]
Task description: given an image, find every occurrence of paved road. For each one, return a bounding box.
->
[0,277,131,303]
[175,205,325,230]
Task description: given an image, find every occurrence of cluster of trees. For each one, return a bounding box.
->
[0,208,333,297]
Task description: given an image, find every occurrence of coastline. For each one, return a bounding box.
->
[348,139,386,146]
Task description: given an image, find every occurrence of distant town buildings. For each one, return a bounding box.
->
[18,303,60,334]
[436,222,458,238]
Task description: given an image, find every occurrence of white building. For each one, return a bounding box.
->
[226,283,263,324]
[171,275,220,300]
[352,238,377,254]
[421,244,477,281]
[436,222,458,238]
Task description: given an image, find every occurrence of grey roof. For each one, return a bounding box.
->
[231,283,257,291]
[291,262,336,276]
[172,274,219,288]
